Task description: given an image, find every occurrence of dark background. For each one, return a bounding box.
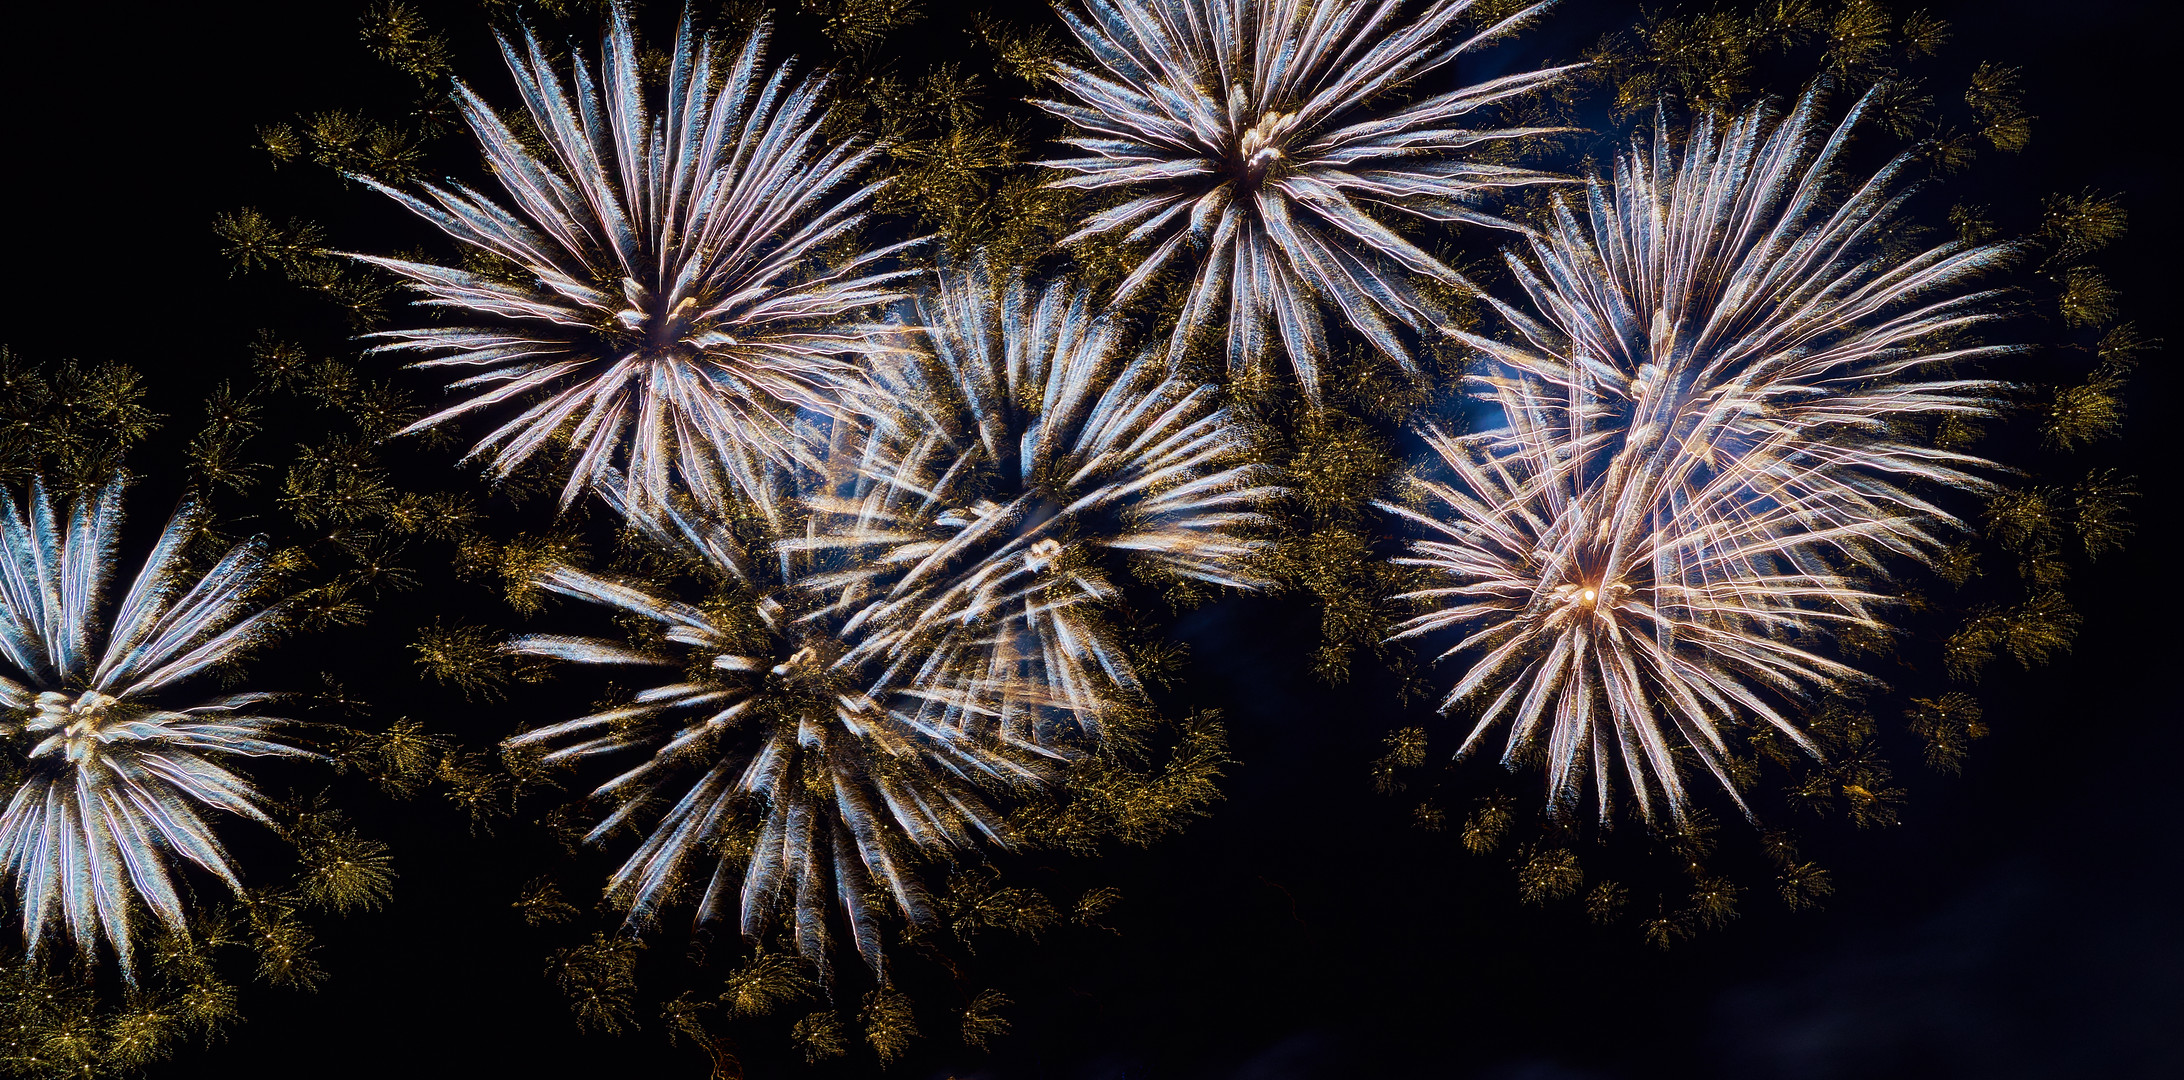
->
[1,1,2176,1077]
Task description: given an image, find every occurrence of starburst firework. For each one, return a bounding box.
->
[801,259,1279,748]
[1036,0,1572,398]
[1385,90,2015,827]
[355,6,916,511]
[510,262,1273,973]
[506,492,1053,977]
[0,481,307,975]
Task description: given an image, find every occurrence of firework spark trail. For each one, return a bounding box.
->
[797,258,1281,750]
[1037,0,1574,398]
[505,488,1056,978]
[353,6,919,513]
[0,481,307,977]
[1385,89,2017,828]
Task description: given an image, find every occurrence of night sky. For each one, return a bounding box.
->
[1,1,2175,1077]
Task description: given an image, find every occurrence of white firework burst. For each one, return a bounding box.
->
[798,258,1280,749]
[505,491,1053,977]
[1385,90,2016,827]
[355,6,916,512]
[0,481,307,976]
[507,262,1275,972]
[1037,0,1573,398]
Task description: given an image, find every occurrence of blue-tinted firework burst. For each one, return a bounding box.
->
[0,482,307,976]
[356,7,916,511]
[1386,90,2015,827]
[801,259,1278,748]
[1037,0,1572,398]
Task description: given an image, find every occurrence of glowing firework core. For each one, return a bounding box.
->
[29,691,126,763]
[617,288,705,358]
[1236,107,1292,185]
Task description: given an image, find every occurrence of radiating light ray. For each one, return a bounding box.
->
[1386,89,2015,828]
[354,6,919,513]
[1036,0,1574,398]
[798,258,1281,750]
[0,480,307,978]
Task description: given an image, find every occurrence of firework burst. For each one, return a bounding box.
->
[506,491,1054,977]
[509,262,1274,972]
[1385,90,2015,827]
[0,481,307,976]
[799,258,1280,749]
[1036,0,1572,398]
[354,6,916,511]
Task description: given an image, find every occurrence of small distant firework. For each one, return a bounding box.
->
[1037,0,1571,398]
[355,7,915,511]
[1386,90,2015,827]
[801,258,1279,749]
[0,481,306,976]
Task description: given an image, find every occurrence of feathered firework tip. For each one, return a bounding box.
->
[1036,0,1578,398]
[505,484,1058,978]
[350,3,925,515]
[1384,86,2018,830]
[0,479,309,979]
[797,256,1283,751]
